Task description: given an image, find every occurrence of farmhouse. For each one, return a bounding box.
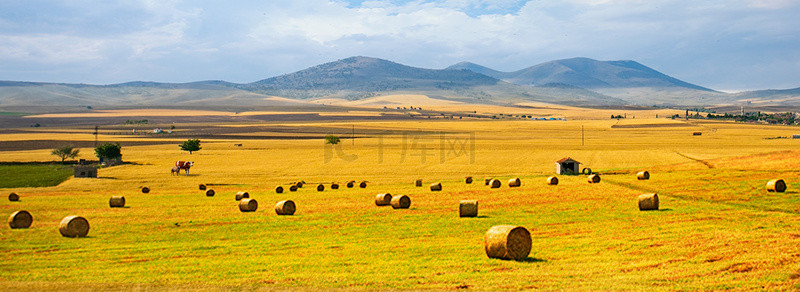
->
[556,157,580,174]
[74,166,97,178]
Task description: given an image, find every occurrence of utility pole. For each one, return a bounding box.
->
[93,125,98,148]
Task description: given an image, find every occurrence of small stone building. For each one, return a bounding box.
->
[556,157,580,175]
[74,166,97,178]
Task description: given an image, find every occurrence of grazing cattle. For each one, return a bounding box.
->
[176,161,194,174]
[171,166,180,176]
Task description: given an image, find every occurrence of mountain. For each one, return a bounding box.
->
[731,87,800,106]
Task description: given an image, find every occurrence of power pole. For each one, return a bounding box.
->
[93,125,98,148]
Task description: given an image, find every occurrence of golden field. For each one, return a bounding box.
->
[2,106,800,290]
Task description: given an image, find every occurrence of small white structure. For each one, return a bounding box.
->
[556,157,581,174]
[153,128,163,134]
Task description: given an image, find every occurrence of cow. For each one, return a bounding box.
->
[176,161,194,175]
[170,166,180,176]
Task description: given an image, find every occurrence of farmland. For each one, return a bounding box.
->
[2,106,800,290]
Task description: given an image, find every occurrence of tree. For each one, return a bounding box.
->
[180,139,201,154]
[52,145,79,164]
[324,135,340,145]
[95,142,122,161]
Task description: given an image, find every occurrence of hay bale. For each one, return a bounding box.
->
[239,198,258,212]
[484,225,531,260]
[359,181,367,188]
[109,196,126,208]
[206,189,215,197]
[199,184,206,191]
[430,182,442,191]
[375,193,392,206]
[489,179,501,188]
[546,176,559,185]
[295,182,304,188]
[8,192,19,202]
[275,186,284,193]
[459,200,478,217]
[415,179,423,187]
[316,184,325,192]
[508,178,521,187]
[390,195,411,209]
[587,174,601,183]
[8,210,32,229]
[638,193,659,211]
[465,176,473,184]
[275,200,296,215]
[331,183,339,190]
[141,187,150,194]
[637,171,650,180]
[235,192,249,201]
[59,216,89,238]
[347,181,355,188]
[289,185,298,192]
[766,179,787,192]
[484,178,492,185]
[582,168,592,175]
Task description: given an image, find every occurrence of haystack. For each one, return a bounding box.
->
[239,198,258,212]
[347,181,355,188]
[59,215,89,238]
[484,178,492,185]
[465,176,473,184]
[199,184,206,191]
[391,195,411,209]
[588,174,601,183]
[459,200,478,217]
[766,179,787,192]
[316,184,325,192]
[638,193,659,211]
[484,225,531,260]
[275,186,284,193]
[289,185,298,192]
[359,181,367,188]
[8,192,19,202]
[415,179,423,187]
[331,183,339,190]
[637,171,650,180]
[8,210,32,229]
[489,179,501,188]
[295,182,304,188]
[375,193,392,206]
[508,178,521,187]
[275,200,296,215]
[430,182,442,191]
[109,196,126,208]
[206,189,215,197]
[141,187,150,194]
[235,192,249,201]
[546,176,559,185]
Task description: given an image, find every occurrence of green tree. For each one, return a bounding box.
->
[51,145,80,164]
[180,139,201,154]
[325,135,340,145]
[94,142,122,160]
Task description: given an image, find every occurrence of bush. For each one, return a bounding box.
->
[325,135,340,145]
[95,142,122,161]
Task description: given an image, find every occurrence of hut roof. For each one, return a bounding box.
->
[556,157,580,164]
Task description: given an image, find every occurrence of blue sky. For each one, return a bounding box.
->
[0,0,798,91]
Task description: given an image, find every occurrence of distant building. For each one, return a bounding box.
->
[793,135,800,139]
[153,128,163,134]
[556,157,580,174]
[74,166,97,178]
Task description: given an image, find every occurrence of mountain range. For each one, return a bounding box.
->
[1,56,798,108]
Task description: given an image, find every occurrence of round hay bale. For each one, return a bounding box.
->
[109,196,126,208]
[489,179,501,188]
[275,186,284,194]
[289,185,298,192]
[141,187,150,194]
[415,179,423,187]
[638,193,659,211]
[295,182,304,188]
[8,210,32,229]
[484,225,531,261]
[359,181,367,188]
[235,192,250,201]
[546,176,559,185]
[459,200,478,217]
[199,184,206,191]
[637,171,650,180]
[331,183,339,190]
[316,184,325,192]
[484,178,493,185]
[465,176,473,184]
[59,216,89,238]
[582,168,592,175]
[430,182,442,191]
[766,179,787,192]
[206,189,215,197]
[347,181,355,188]
[375,193,392,206]
[588,174,601,184]
[275,200,296,215]
[508,178,521,187]
[8,192,19,202]
[390,195,411,209]
[239,198,258,212]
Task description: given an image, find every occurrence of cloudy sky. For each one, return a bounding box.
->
[1,0,798,91]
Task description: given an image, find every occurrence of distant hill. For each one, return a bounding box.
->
[731,87,800,106]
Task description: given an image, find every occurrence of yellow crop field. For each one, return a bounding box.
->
[2,113,800,290]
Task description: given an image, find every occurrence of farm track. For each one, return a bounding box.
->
[674,151,715,169]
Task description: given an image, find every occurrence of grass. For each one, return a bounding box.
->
[1,117,800,290]
[0,164,75,188]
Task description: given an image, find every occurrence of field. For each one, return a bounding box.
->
[2,106,800,290]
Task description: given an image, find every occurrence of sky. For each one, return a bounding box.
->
[1,0,799,91]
